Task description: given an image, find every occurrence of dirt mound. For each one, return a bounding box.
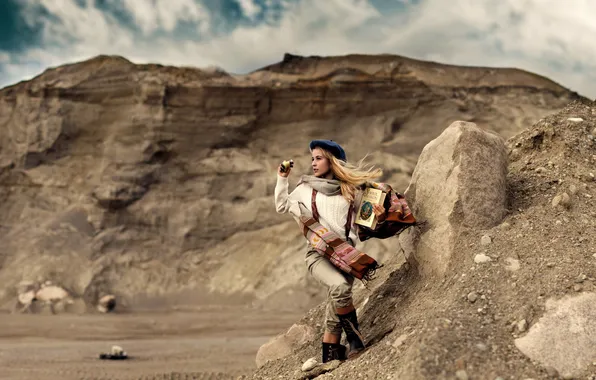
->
[251,100,596,380]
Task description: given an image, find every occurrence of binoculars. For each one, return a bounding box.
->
[280,160,294,173]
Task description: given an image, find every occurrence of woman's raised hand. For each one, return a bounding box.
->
[278,160,294,178]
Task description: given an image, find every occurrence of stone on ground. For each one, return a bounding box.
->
[255,323,316,368]
[514,292,596,378]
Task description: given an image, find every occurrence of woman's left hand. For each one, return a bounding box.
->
[373,204,386,222]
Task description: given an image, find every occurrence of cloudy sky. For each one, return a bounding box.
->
[1,0,595,98]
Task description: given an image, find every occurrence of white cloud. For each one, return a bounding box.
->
[2,0,596,98]
[118,0,210,34]
[237,0,261,20]
[380,0,596,97]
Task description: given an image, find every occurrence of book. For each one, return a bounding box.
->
[355,187,387,229]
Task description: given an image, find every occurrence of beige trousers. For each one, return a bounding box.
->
[305,248,355,335]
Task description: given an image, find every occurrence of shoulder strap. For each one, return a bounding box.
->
[311,188,353,242]
[311,189,320,222]
[345,202,354,242]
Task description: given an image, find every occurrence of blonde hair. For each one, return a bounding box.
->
[318,149,383,202]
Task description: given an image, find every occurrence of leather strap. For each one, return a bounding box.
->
[311,189,320,222]
[345,202,354,242]
[311,189,353,242]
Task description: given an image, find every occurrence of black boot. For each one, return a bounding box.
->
[339,310,365,357]
[322,342,347,363]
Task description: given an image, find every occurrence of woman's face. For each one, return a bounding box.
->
[311,148,332,178]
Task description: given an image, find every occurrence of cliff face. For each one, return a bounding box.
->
[0,53,585,311]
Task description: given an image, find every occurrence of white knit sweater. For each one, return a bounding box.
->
[274,175,358,244]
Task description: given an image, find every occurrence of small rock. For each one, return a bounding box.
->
[567,117,583,122]
[569,184,578,195]
[474,253,492,264]
[111,345,125,356]
[552,192,571,209]
[476,343,488,351]
[592,253,596,259]
[17,290,36,306]
[510,148,521,160]
[298,360,341,379]
[480,235,492,246]
[301,357,318,372]
[97,294,116,313]
[500,221,511,230]
[517,319,528,333]
[574,284,582,292]
[505,257,521,272]
[545,366,559,377]
[575,274,587,283]
[535,166,547,173]
[560,192,571,206]
[392,334,408,348]
[455,370,469,380]
[467,292,479,303]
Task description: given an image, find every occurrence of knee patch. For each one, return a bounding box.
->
[328,282,352,309]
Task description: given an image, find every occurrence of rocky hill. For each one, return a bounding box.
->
[252,99,596,380]
[0,53,586,313]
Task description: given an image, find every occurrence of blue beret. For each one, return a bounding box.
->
[309,139,347,162]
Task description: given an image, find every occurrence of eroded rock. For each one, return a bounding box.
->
[92,182,148,210]
[400,121,508,277]
[515,292,596,378]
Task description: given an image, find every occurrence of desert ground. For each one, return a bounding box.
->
[0,306,300,380]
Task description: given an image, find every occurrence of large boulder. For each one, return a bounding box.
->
[34,284,73,314]
[515,292,596,378]
[255,323,316,368]
[400,121,508,277]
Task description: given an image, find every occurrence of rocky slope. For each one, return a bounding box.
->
[0,53,587,313]
[251,99,596,380]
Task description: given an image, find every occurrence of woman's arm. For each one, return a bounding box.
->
[274,171,308,217]
[274,175,293,214]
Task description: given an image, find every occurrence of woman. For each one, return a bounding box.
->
[274,139,389,363]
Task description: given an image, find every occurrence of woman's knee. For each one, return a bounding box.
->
[328,281,352,308]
